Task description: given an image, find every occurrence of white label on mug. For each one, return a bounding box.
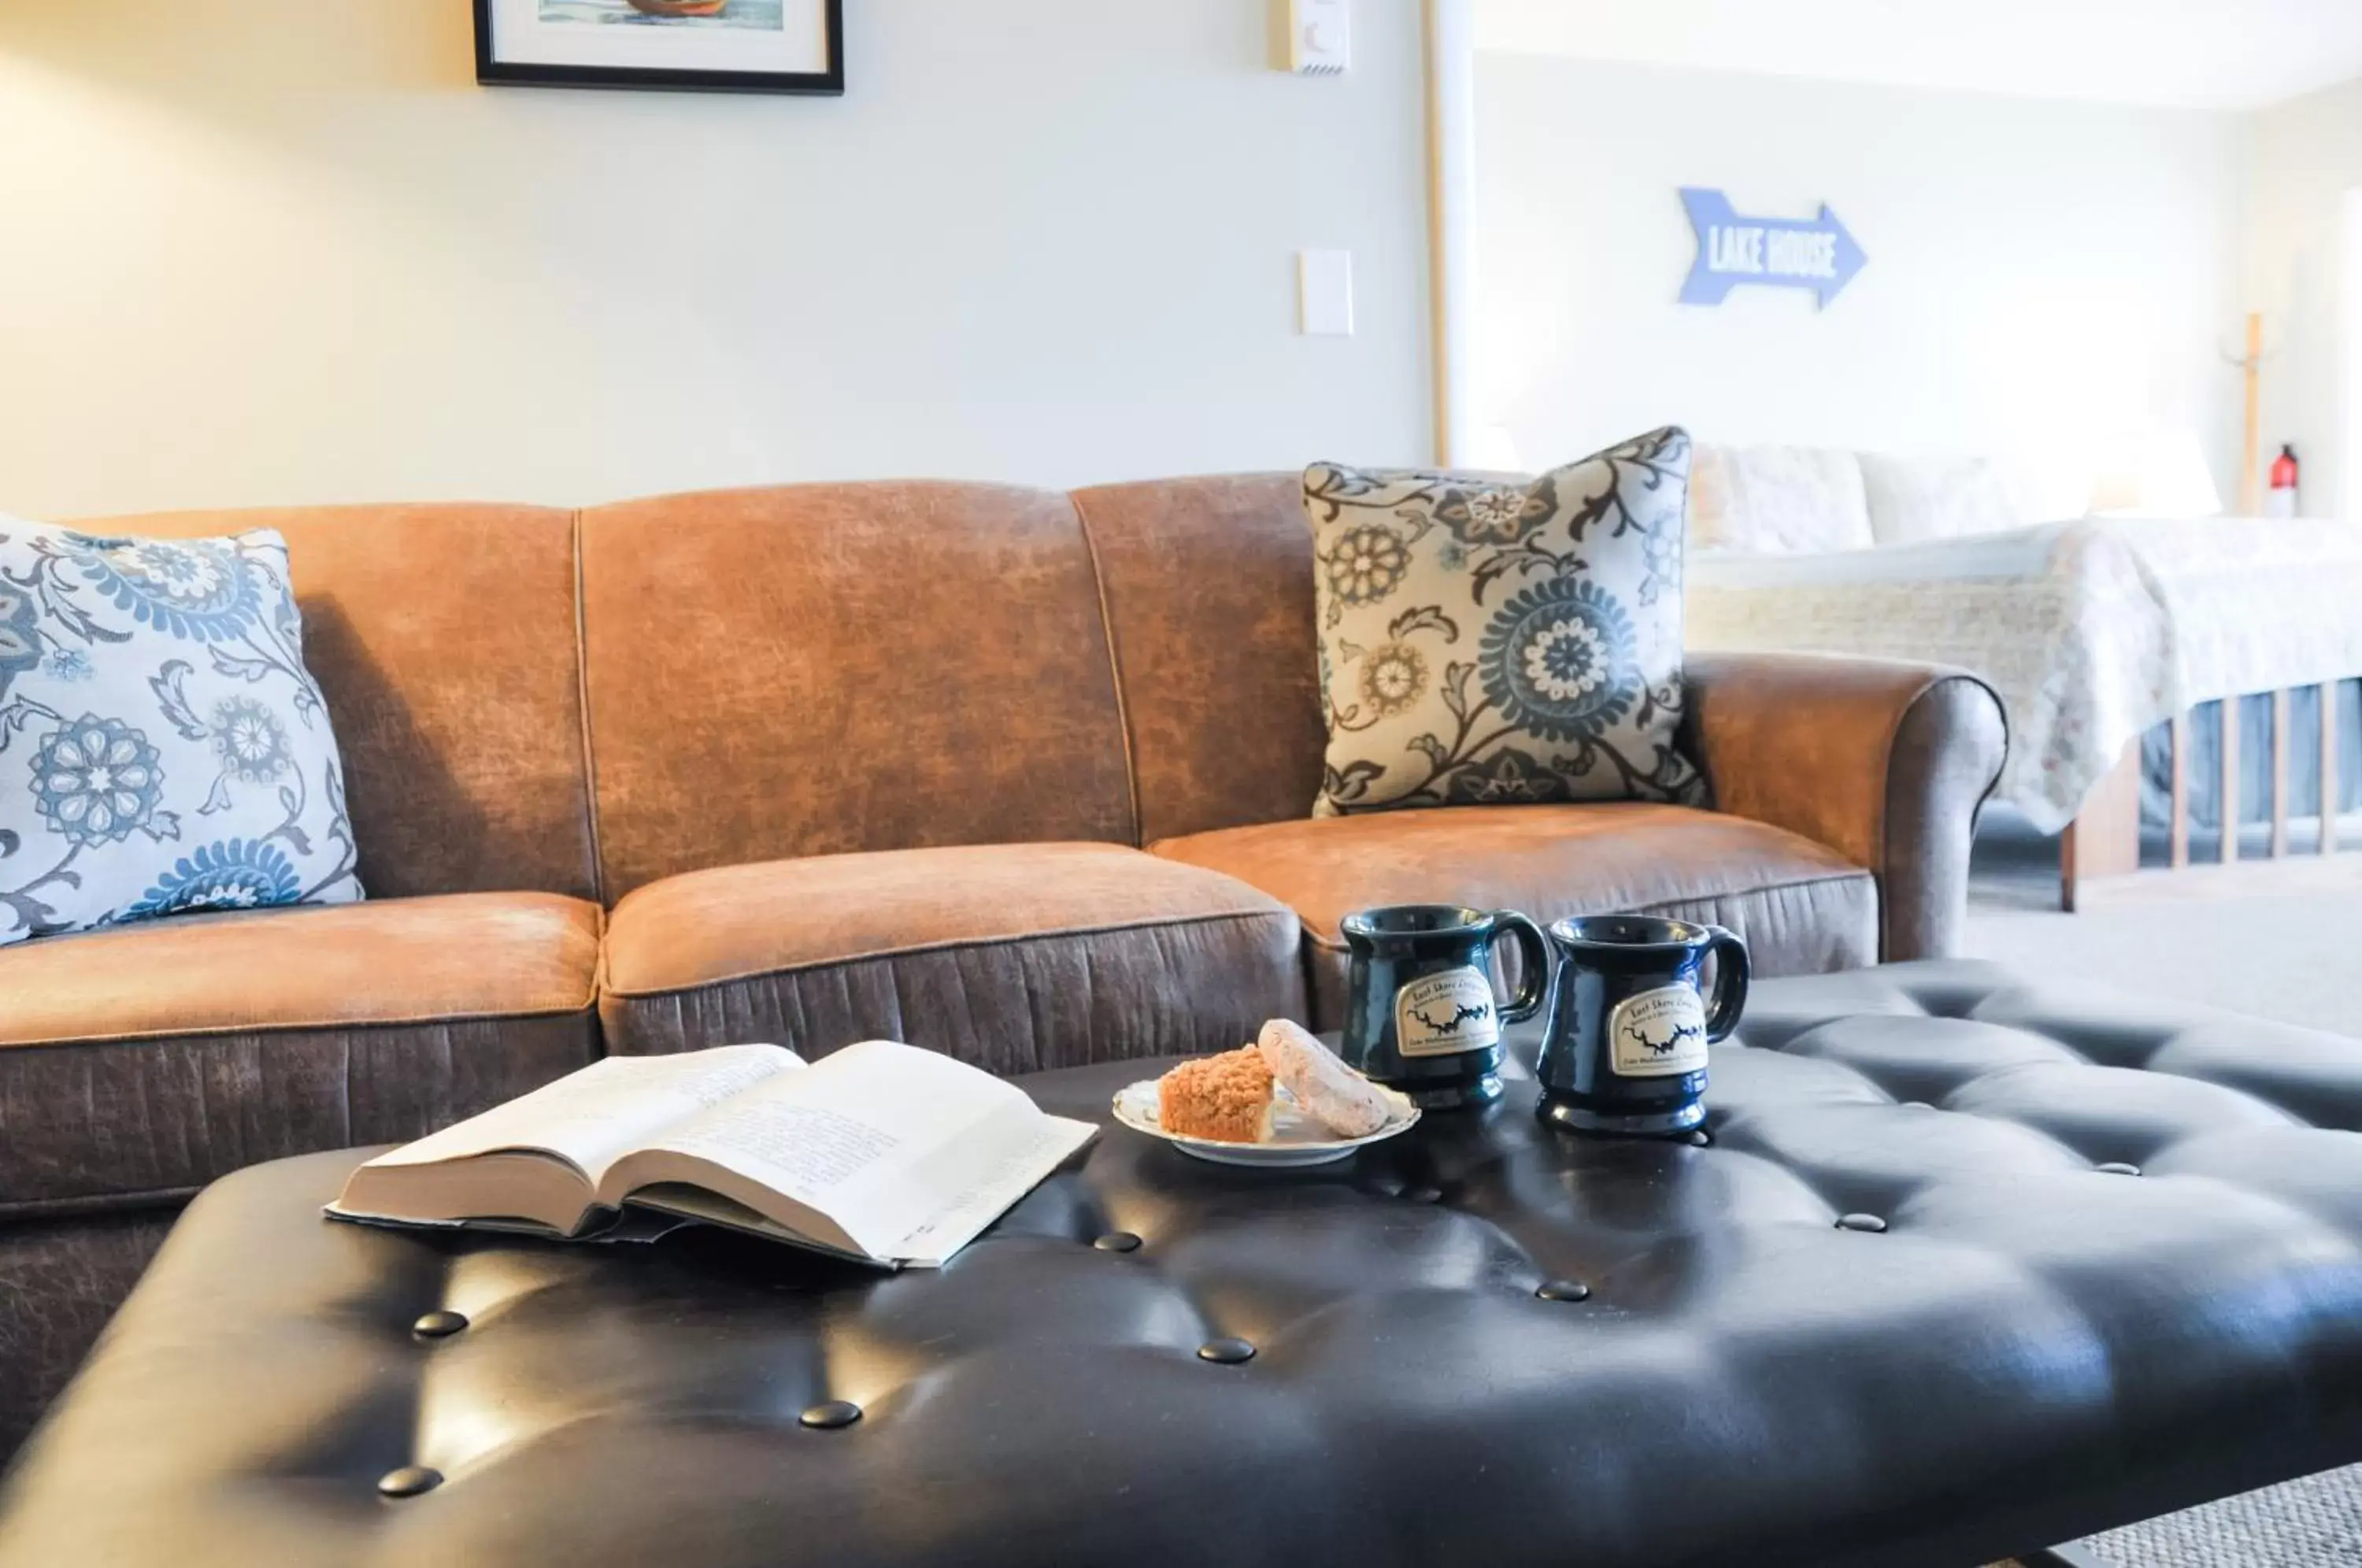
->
[1395,968,1501,1058]
[1609,986,1710,1077]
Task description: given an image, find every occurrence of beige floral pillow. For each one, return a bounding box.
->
[1305,427,1704,815]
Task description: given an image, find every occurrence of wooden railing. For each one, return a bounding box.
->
[2063,681,2344,910]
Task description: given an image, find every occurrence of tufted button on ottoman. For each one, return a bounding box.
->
[6,959,2362,1568]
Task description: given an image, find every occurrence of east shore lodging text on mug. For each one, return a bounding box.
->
[1533,915,1749,1137]
[1336,904,1550,1110]
[1338,904,1751,1136]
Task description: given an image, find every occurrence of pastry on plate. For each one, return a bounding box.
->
[1257,1019,1398,1138]
[1157,1045,1277,1144]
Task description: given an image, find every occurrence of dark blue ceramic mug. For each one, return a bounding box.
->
[1339,904,1553,1110]
[1534,914,1749,1137]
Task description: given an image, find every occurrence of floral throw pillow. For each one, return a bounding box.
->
[0,516,361,945]
[1305,427,1704,814]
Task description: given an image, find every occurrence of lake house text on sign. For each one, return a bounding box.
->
[1678,187,1868,309]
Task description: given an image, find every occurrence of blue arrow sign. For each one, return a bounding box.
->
[1678,187,1867,309]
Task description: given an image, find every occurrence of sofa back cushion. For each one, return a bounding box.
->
[1689,444,1874,555]
[1072,475,1328,844]
[578,482,1134,897]
[88,505,598,901]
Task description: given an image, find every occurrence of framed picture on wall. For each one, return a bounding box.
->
[474,0,843,95]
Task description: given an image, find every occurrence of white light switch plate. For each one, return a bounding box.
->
[1298,249,1354,336]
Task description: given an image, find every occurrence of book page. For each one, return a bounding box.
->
[362,1044,802,1186]
[879,1107,1097,1266]
[603,1039,1086,1259]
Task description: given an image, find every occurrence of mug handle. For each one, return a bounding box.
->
[1702,925,1750,1041]
[1492,912,1554,1024]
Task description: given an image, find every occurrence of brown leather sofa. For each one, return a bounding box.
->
[0,474,2005,1454]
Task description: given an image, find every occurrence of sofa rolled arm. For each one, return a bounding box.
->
[1681,651,2007,963]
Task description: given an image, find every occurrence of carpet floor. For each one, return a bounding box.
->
[1964,808,2362,1036]
[1965,810,2362,1563]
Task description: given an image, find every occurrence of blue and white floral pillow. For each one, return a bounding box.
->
[1304,427,1705,815]
[0,516,361,946]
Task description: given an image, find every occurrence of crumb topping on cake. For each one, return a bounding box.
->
[1157,1046,1276,1144]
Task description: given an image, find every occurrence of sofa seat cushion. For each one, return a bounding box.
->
[1151,804,1875,1026]
[600,842,1308,1073]
[0,893,602,1212]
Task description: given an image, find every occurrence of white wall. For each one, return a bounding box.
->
[1475,0,2362,115]
[2244,76,2362,518]
[1473,54,2246,512]
[0,2,1432,517]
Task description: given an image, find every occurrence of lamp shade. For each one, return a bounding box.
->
[2086,431,2223,518]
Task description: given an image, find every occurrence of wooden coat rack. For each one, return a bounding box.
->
[2225,311,2274,516]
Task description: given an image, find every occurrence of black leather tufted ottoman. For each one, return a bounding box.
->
[7,959,2362,1568]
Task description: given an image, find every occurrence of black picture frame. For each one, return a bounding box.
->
[473,0,844,96]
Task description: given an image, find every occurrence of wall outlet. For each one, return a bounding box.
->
[1298,250,1354,336]
[1289,0,1350,76]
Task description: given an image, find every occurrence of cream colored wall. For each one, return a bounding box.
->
[1472,54,2246,510]
[0,2,1433,517]
[2244,75,2362,517]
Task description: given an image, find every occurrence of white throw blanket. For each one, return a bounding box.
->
[1686,519,2362,832]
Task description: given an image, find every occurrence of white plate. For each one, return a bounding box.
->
[1111,1080,1420,1167]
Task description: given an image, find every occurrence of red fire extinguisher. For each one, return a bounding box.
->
[2267,444,2300,517]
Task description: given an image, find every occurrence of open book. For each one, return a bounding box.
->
[328,1041,1097,1269]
